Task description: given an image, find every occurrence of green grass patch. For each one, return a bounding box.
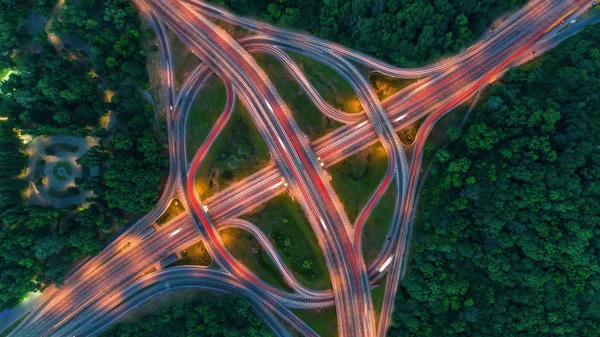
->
[212,18,252,39]
[100,291,273,336]
[10,51,25,66]
[45,143,79,154]
[0,312,29,337]
[33,161,44,183]
[426,105,470,148]
[292,306,338,337]
[47,187,80,199]
[165,27,201,89]
[185,75,227,161]
[287,51,361,114]
[219,228,292,292]
[155,198,185,226]
[362,186,396,264]
[397,117,424,145]
[194,99,270,200]
[328,142,395,264]
[399,96,469,146]
[369,72,419,101]
[241,194,331,290]
[0,68,10,81]
[99,289,223,326]
[167,241,212,267]
[254,53,343,140]
[51,161,73,181]
[371,276,387,325]
[328,142,388,222]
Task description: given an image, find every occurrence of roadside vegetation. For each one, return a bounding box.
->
[100,292,273,337]
[398,118,425,145]
[328,143,388,221]
[254,53,343,140]
[165,27,201,89]
[328,143,395,262]
[185,75,227,161]
[287,51,361,113]
[241,194,331,290]
[208,0,525,67]
[292,306,338,337]
[390,23,600,336]
[0,0,166,309]
[45,143,79,154]
[219,227,292,292]
[211,18,253,40]
[369,72,419,101]
[155,198,185,226]
[193,100,270,200]
[371,277,386,323]
[0,312,29,337]
[166,240,212,267]
[361,186,395,264]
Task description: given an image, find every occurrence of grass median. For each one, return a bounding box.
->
[165,27,201,89]
[241,194,331,290]
[287,51,361,113]
[254,53,343,140]
[369,72,420,101]
[292,306,338,337]
[328,142,395,264]
[193,99,270,201]
[185,75,227,161]
[166,241,212,267]
[219,227,292,292]
[371,276,387,326]
[329,143,388,221]
[0,312,29,337]
[155,198,185,226]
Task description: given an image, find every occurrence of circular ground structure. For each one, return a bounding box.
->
[226,156,239,169]
[24,135,99,208]
[52,161,73,181]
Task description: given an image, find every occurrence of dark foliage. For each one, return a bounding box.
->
[0,0,166,309]
[0,39,107,136]
[210,0,524,66]
[389,24,600,337]
[101,295,273,337]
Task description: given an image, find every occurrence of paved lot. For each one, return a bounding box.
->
[23,135,98,208]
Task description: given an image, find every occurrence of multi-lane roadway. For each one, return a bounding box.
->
[7,0,595,336]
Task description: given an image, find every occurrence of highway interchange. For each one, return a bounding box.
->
[7,0,597,336]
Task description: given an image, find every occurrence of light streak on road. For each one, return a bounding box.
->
[378,256,393,273]
[169,228,182,237]
[8,1,594,337]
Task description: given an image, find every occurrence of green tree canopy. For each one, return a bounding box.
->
[101,295,273,337]
[210,0,524,66]
[389,24,600,337]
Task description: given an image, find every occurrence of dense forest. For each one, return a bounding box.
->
[209,0,524,66]
[389,23,600,336]
[0,0,166,309]
[100,295,273,337]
